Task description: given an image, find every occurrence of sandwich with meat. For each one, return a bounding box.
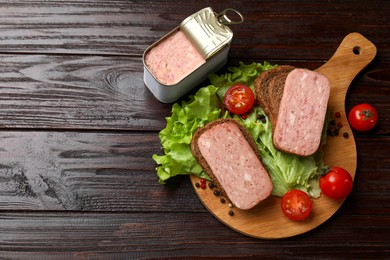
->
[191,66,330,210]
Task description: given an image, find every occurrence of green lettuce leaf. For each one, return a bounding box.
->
[153,61,327,198]
[233,108,325,198]
[152,85,223,183]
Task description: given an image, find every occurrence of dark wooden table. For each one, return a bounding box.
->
[0,1,389,259]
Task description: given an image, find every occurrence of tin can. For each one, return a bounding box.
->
[143,7,244,103]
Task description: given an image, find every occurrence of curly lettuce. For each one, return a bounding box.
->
[153,62,327,198]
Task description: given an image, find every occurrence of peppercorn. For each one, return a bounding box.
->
[220,198,226,204]
[213,190,221,196]
[228,210,234,216]
[208,182,215,189]
[343,132,349,138]
[257,115,266,123]
[195,183,200,188]
[337,122,343,128]
[335,112,341,118]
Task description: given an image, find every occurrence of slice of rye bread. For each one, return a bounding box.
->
[191,118,270,203]
[267,69,294,126]
[254,65,295,121]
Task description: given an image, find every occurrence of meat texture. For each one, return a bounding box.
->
[145,30,206,85]
[273,68,330,156]
[191,119,273,210]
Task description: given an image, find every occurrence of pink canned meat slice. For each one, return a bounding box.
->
[195,120,273,210]
[273,68,330,156]
[144,30,206,85]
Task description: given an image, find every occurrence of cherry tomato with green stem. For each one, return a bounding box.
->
[348,103,378,131]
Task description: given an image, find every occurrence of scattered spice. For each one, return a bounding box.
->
[220,198,226,204]
[195,182,200,188]
[200,178,206,189]
[213,190,221,196]
[343,132,349,138]
[208,182,215,189]
[228,203,233,208]
[257,114,267,123]
[327,112,345,137]
[228,210,234,216]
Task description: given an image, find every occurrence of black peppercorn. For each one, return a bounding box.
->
[208,182,215,189]
[213,190,221,196]
[228,210,234,216]
[220,198,225,204]
[343,132,349,138]
[257,115,267,123]
[195,183,200,188]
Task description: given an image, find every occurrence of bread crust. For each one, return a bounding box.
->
[254,65,295,124]
[191,118,266,199]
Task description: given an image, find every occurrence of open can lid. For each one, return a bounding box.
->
[180,7,244,59]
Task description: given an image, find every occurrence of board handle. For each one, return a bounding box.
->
[316,33,376,178]
[316,32,377,97]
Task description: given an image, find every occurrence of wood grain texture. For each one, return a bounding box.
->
[0,131,203,212]
[0,55,388,132]
[0,1,388,61]
[0,54,172,130]
[0,0,388,258]
[0,211,388,259]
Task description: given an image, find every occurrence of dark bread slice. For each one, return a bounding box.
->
[191,119,258,198]
[254,65,295,122]
[191,118,272,209]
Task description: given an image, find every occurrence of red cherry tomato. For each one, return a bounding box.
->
[348,103,378,131]
[281,189,312,221]
[224,84,255,115]
[320,166,353,200]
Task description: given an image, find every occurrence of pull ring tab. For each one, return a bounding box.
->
[217,8,244,25]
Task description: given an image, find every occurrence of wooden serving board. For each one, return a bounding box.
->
[190,33,377,239]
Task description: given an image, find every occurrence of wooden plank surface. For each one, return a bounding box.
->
[0,1,388,60]
[0,0,388,258]
[0,55,388,132]
[0,212,389,259]
[0,132,388,213]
